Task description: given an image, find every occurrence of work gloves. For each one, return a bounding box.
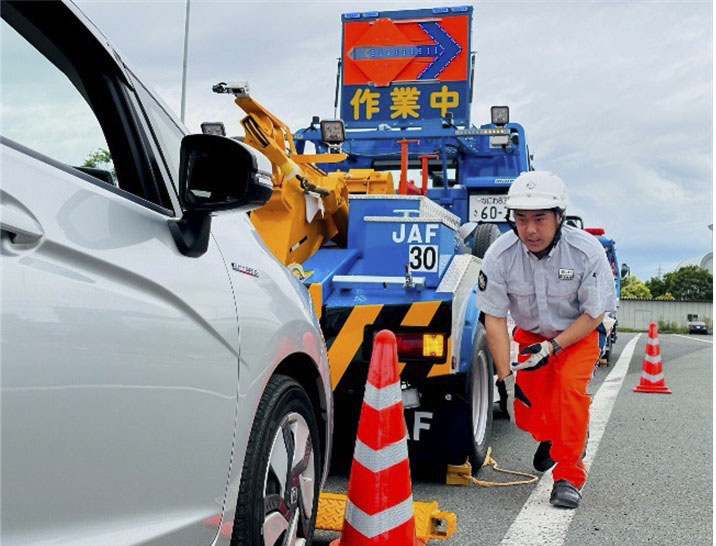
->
[496,372,515,422]
[511,340,552,372]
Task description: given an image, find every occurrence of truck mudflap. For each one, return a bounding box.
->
[403,374,473,479]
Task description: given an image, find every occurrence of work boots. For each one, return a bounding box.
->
[532,433,589,472]
[533,440,555,472]
[550,480,582,508]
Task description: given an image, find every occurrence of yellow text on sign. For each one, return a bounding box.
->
[350,88,380,120]
[430,85,459,117]
[390,86,421,119]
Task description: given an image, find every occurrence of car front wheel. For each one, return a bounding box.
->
[232,375,321,546]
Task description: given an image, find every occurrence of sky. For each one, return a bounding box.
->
[72,0,713,281]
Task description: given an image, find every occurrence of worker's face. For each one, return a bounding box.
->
[513,209,561,253]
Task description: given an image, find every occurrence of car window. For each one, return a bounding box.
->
[135,80,185,189]
[1,18,117,185]
[1,6,173,211]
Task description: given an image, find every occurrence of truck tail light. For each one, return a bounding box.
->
[585,227,605,236]
[395,332,445,359]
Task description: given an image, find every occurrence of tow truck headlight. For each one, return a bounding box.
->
[320,119,346,144]
[491,105,509,126]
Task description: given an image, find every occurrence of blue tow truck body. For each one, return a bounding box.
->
[291,6,511,475]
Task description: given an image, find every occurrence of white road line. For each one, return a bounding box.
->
[671,334,713,344]
[500,334,642,546]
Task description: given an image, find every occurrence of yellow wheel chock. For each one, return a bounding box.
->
[315,491,456,541]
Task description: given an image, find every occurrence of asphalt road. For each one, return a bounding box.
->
[314,332,713,545]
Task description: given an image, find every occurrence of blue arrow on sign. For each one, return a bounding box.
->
[417,22,462,80]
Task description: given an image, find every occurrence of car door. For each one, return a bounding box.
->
[1,4,238,544]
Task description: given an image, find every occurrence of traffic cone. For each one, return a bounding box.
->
[634,322,672,394]
[331,330,425,546]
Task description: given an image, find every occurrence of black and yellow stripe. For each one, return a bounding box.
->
[321,301,453,392]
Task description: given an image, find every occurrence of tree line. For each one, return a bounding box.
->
[621,265,712,301]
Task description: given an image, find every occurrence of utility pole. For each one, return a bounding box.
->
[180,0,191,123]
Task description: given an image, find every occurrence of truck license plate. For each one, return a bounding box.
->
[469,194,508,222]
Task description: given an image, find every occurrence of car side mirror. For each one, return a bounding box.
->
[169,134,273,257]
[178,133,272,213]
[620,263,630,279]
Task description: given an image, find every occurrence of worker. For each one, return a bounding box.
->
[477,171,616,509]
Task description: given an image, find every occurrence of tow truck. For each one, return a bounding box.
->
[293,5,625,370]
[566,217,629,363]
[209,81,494,479]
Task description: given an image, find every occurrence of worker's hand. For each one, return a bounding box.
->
[511,341,552,372]
[496,372,515,422]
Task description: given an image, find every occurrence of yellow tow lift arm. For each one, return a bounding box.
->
[216,82,393,266]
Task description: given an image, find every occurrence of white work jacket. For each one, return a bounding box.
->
[477,225,617,339]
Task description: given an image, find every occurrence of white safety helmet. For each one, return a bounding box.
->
[506,171,568,212]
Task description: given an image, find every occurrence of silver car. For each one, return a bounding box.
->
[1,2,332,545]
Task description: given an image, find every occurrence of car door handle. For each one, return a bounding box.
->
[1,204,44,244]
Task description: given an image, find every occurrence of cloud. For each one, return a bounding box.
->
[73,0,713,280]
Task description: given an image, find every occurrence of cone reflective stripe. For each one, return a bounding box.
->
[344,496,415,538]
[643,353,661,365]
[331,330,424,546]
[353,438,409,472]
[634,322,672,394]
[641,371,665,383]
[363,382,403,410]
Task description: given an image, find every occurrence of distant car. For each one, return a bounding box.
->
[688,321,709,334]
[1,2,332,545]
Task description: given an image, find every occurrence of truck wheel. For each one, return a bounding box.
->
[604,334,613,363]
[232,375,321,546]
[472,223,501,259]
[467,324,494,470]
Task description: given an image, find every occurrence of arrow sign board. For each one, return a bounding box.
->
[341,6,472,128]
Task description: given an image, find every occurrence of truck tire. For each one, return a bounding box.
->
[603,333,613,363]
[466,324,494,471]
[472,223,501,259]
[232,375,321,546]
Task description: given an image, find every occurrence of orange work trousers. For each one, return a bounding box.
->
[513,328,599,488]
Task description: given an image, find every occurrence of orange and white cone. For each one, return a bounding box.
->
[634,322,672,394]
[331,330,424,546]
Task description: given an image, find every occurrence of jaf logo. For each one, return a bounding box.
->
[392,223,440,273]
[341,7,472,128]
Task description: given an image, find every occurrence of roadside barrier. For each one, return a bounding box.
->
[634,322,672,394]
[330,329,426,546]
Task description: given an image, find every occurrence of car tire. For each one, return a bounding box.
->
[472,223,501,259]
[232,375,321,546]
[466,324,494,471]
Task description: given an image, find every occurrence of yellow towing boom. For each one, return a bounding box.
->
[213,81,393,266]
